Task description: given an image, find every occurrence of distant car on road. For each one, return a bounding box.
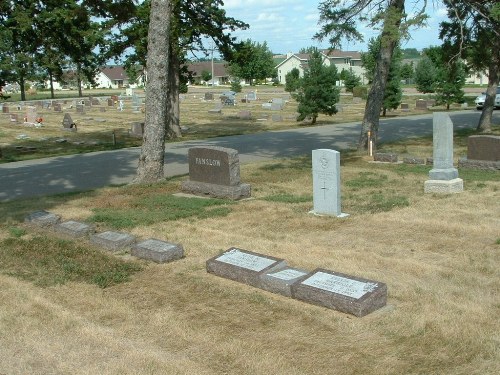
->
[474,86,500,110]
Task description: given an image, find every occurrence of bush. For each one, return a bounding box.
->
[352,86,368,99]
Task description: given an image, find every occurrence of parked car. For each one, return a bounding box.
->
[474,86,500,110]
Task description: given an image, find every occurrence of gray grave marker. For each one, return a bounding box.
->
[291,269,387,317]
[204,92,214,100]
[206,247,287,288]
[425,112,463,193]
[25,106,37,123]
[246,91,257,101]
[53,103,62,112]
[181,146,251,199]
[90,231,136,251]
[131,239,184,263]
[130,122,144,138]
[310,149,348,217]
[261,267,308,297]
[55,220,94,238]
[25,210,61,227]
[415,100,428,110]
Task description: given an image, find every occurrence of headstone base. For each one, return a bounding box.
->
[428,167,458,180]
[424,178,463,194]
[308,210,349,218]
[261,267,308,297]
[181,181,251,200]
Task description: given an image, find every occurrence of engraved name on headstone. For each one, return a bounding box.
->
[310,149,348,217]
[206,248,287,288]
[291,269,387,317]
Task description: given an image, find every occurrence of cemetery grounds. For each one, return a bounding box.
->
[0,86,499,374]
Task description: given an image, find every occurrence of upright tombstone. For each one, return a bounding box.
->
[62,113,76,131]
[310,149,348,217]
[181,146,251,200]
[76,104,84,113]
[291,268,387,317]
[415,99,428,110]
[204,92,214,100]
[130,121,144,138]
[424,112,463,193]
[2,105,9,113]
[107,98,114,106]
[246,91,257,101]
[206,247,287,288]
[53,103,62,112]
[458,135,500,170]
[25,106,37,123]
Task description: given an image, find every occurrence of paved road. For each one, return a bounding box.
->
[0,110,497,201]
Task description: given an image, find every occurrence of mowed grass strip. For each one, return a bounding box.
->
[0,235,142,288]
[89,194,234,229]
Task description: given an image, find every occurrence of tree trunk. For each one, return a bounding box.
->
[477,38,500,132]
[20,75,26,101]
[76,64,83,97]
[167,44,182,139]
[134,0,171,183]
[357,0,405,150]
[49,70,55,99]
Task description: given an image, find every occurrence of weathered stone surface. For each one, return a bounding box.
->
[458,158,500,171]
[261,267,309,297]
[415,100,427,110]
[424,178,464,194]
[291,268,387,317]
[428,112,459,180]
[400,103,409,111]
[55,220,94,238]
[130,122,144,138]
[181,181,251,200]
[467,135,500,162]
[90,231,136,252]
[374,153,398,163]
[24,210,61,227]
[403,157,425,165]
[206,247,287,288]
[131,238,184,263]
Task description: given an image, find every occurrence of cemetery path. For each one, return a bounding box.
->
[0,110,497,201]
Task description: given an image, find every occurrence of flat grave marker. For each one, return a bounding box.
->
[90,231,136,252]
[55,220,94,238]
[291,268,387,317]
[25,210,61,227]
[131,239,184,263]
[206,247,287,288]
[261,267,309,297]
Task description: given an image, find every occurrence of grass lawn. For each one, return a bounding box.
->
[0,125,498,373]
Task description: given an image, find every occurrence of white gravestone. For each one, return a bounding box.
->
[424,112,463,193]
[310,149,348,217]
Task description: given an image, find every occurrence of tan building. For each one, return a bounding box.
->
[275,50,366,85]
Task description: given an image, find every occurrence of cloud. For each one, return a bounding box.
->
[256,12,285,23]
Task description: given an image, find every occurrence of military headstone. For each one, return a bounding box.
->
[181,146,251,199]
[131,239,184,263]
[206,247,287,288]
[424,112,463,193]
[310,149,348,217]
[25,210,61,227]
[261,267,308,297]
[291,268,387,317]
[90,231,136,252]
[55,220,94,238]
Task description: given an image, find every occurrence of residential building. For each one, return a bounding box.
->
[186,61,231,85]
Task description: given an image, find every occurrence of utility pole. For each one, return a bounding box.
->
[211,41,215,87]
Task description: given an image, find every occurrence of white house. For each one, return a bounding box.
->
[95,66,143,89]
[275,49,366,85]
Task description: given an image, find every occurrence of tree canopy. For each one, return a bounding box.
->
[228,39,276,85]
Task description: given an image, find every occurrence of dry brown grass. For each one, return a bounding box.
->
[0,152,499,374]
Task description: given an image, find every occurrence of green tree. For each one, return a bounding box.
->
[284,67,300,92]
[201,70,212,83]
[230,78,242,93]
[229,39,276,85]
[315,0,426,150]
[440,1,500,132]
[362,37,402,116]
[400,61,414,83]
[343,68,361,93]
[414,55,437,93]
[295,50,340,124]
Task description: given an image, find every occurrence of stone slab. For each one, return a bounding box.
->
[180,181,251,200]
[24,210,61,227]
[467,135,500,162]
[374,153,398,163]
[261,267,309,297]
[291,268,387,317]
[186,146,241,186]
[55,220,94,238]
[131,238,184,263]
[428,112,458,180]
[458,158,500,171]
[90,231,136,251]
[206,247,287,288]
[424,178,464,194]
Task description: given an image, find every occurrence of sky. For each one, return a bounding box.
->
[220,0,449,54]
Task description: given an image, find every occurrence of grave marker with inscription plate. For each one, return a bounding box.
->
[131,238,184,263]
[181,146,251,199]
[291,268,387,317]
[90,231,136,252]
[261,267,309,297]
[206,248,287,288]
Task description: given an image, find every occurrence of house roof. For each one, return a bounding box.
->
[100,66,129,81]
[187,61,229,78]
[322,49,362,60]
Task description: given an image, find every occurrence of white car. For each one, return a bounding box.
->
[474,86,500,110]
